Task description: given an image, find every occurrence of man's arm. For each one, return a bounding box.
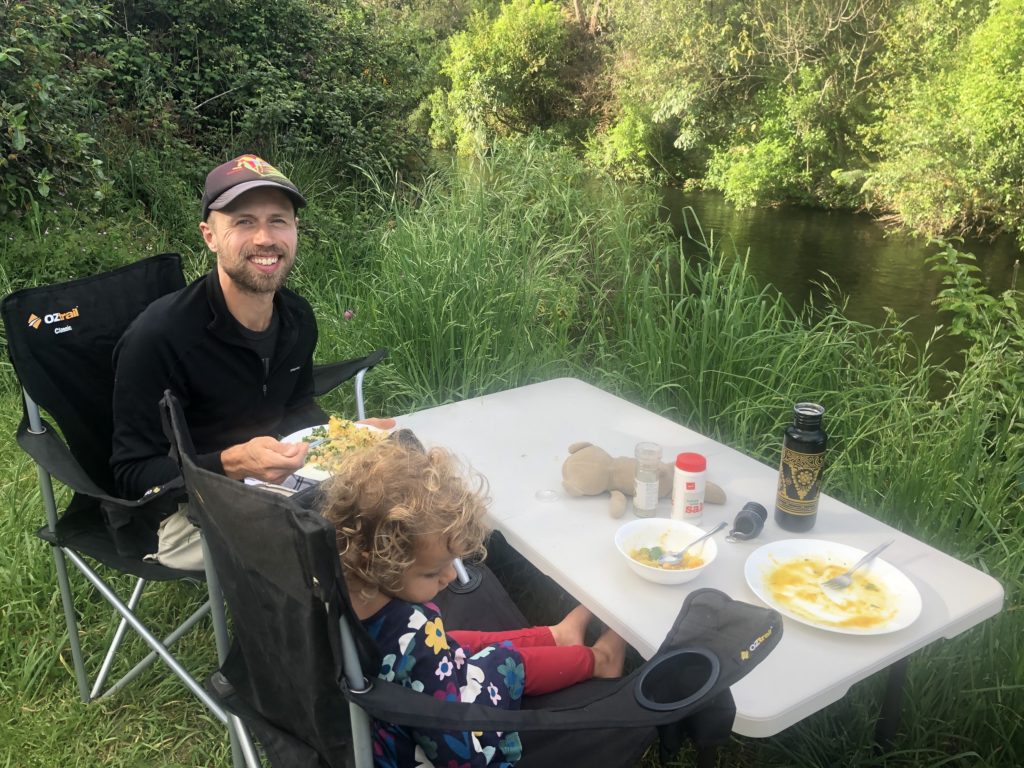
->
[110,321,184,499]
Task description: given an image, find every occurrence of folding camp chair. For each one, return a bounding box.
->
[162,390,784,768]
[0,255,388,761]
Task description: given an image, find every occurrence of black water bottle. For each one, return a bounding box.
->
[774,402,827,532]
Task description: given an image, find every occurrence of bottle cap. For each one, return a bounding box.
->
[675,452,706,472]
[635,441,661,462]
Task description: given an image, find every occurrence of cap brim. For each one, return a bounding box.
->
[206,179,307,216]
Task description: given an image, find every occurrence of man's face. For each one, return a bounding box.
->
[199,187,298,295]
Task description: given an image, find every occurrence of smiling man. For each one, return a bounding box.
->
[110,154,326,568]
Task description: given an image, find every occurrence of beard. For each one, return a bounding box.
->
[222,246,295,295]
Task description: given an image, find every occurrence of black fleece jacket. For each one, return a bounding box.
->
[110,270,326,499]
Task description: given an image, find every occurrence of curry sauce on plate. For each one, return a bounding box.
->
[764,556,898,630]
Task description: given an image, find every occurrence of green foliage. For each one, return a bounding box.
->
[584,104,658,181]
[2,0,427,225]
[603,0,889,199]
[0,205,180,293]
[865,0,1024,241]
[431,0,574,153]
[704,78,824,207]
[705,136,795,208]
[604,0,752,156]
[927,240,1024,423]
[0,1,110,215]
[97,0,421,173]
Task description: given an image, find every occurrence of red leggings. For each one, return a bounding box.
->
[448,627,595,696]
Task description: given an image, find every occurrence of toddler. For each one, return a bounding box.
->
[321,439,626,768]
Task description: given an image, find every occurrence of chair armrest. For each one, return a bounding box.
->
[312,349,388,420]
[312,349,388,398]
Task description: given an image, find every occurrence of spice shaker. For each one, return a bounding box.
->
[672,452,707,523]
[633,442,661,518]
[774,402,827,532]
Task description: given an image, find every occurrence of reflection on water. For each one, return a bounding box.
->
[661,189,1020,367]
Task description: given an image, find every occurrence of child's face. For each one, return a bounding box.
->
[394,534,459,604]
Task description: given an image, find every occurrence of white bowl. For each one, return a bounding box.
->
[614,518,718,585]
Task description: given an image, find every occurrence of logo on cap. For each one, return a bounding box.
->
[229,155,289,181]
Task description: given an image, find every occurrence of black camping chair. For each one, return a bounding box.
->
[0,254,388,765]
[162,390,784,768]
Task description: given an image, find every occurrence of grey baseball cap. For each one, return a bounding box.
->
[201,154,306,220]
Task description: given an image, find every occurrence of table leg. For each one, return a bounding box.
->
[874,656,910,753]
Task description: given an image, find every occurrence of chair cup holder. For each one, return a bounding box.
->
[445,564,484,594]
[633,647,720,711]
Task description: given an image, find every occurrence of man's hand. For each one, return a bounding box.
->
[221,436,310,483]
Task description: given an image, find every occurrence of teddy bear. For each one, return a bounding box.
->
[561,441,727,518]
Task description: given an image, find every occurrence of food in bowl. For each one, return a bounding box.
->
[628,545,705,571]
[614,518,717,585]
[305,416,387,473]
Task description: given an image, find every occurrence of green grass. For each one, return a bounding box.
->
[1,137,1021,766]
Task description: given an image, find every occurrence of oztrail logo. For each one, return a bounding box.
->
[29,306,80,333]
[740,626,774,661]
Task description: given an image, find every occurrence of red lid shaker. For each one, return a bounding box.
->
[672,452,707,523]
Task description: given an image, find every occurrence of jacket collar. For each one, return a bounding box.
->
[203,269,299,353]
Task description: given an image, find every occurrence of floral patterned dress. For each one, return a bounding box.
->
[361,599,525,767]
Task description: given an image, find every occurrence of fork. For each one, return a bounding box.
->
[820,539,895,591]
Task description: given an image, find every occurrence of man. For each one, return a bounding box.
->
[111,154,325,568]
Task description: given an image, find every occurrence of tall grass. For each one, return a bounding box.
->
[0,137,1020,766]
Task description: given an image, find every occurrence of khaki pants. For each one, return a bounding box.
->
[143,504,204,571]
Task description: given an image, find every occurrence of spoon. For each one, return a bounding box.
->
[657,522,727,566]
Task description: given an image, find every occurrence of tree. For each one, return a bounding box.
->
[602,0,893,202]
[432,0,574,153]
[867,0,1024,242]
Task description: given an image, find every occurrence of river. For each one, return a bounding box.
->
[661,189,1020,369]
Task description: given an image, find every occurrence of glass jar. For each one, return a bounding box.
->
[633,442,662,518]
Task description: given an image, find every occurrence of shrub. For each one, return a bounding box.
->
[584,104,657,181]
[706,136,801,208]
[99,0,422,174]
[0,1,110,216]
[867,0,1024,242]
[431,0,573,153]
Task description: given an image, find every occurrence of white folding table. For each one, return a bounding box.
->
[395,378,1004,739]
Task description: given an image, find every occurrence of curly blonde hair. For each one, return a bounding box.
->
[319,439,489,598]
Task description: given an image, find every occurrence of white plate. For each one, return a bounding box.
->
[282,423,388,482]
[744,539,922,635]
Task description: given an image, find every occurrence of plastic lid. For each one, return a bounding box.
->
[675,452,706,472]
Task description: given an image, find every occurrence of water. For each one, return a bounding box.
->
[661,189,1020,367]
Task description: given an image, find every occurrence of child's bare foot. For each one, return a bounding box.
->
[548,605,593,647]
[590,629,627,678]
